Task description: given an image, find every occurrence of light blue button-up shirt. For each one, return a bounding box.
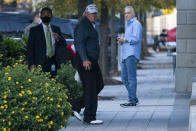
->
[122,17,142,61]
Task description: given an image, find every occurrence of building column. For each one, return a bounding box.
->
[176,0,196,92]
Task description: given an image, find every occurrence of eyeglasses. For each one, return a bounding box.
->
[124,12,131,15]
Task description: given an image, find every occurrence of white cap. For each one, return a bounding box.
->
[85,4,98,13]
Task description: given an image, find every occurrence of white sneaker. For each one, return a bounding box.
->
[73,111,82,121]
[84,120,103,125]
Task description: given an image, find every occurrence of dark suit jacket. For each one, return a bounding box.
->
[27,24,72,70]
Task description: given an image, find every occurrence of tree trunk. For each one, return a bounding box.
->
[78,0,87,20]
[78,0,94,20]
[100,0,109,79]
[0,0,3,11]
[138,11,148,59]
[110,8,117,74]
[119,12,125,33]
[86,0,93,5]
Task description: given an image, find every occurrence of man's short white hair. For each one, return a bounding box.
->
[125,6,135,16]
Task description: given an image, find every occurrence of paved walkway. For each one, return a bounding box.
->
[61,52,189,131]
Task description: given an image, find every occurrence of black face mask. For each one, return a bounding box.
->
[41,16,51,23]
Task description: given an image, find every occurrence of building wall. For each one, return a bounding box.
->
[176,0,196,92]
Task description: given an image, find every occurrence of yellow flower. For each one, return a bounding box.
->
[60,125,64,128]
[59,98,63,101]
[33,97,37,100]
[4,95,7,99]
[47,97,50,100]
[8,121,11,126]
[40,113,42,116]
[68,102,71,106]
[53,87,56,89]
[45,90,48,94]
[20,85,24,88]
[0,54,3,57]
[4,100,7,104]
[21,108,24,111]
[0,106,4,109]
[50,121,53,125]
[27,90,32,95]
[45,83,49,87]
[48,125,51,128]
[12,111,15,114]
[15,63,18,65]
[24,102,28,105]
[19,59,23,62]
[3,128,6,131]
[36,116,40,119]
[57,105,61,108]
[0,112,2,115]
[20,56,23,58]
[50,98,54,101]
[21,91,25,94]
[6,65,10,68]
[51,78,55,81]
[37,119,43,122]
[16,82,19,85]
[25,116,28,119]
[19,93,23,96]
[61,111,64,117]
[4,72,9,75]
[65,95,68,99]
[8,77,11,81]
[40,119,43,122]
[37,65,42,68]
[28,79,32,83]
[4,105,8,109]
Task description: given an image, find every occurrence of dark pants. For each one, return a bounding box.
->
[72,54,104,122]
[42,55,57,77]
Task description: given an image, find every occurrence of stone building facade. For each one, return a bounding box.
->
[176,0,196,92]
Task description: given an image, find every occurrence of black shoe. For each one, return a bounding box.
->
[120,103,136,107]
[83,120,103,125]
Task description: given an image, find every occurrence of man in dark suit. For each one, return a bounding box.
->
[72,4,104,125]
[27,7,71,75]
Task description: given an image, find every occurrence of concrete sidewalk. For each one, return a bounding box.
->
[61,52,189,131]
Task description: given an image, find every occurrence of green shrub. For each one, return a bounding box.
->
[0,37,26,66]
[56,63,83,102]
[0,62,72,130]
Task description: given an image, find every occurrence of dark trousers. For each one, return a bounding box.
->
[72,54,104,122]
[42,55,57,77]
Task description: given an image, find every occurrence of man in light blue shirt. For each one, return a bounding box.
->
[118,6,142,107]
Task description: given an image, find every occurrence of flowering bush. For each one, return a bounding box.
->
[0,37,26,66]
[56,64,83,102]
[0,62,72,130]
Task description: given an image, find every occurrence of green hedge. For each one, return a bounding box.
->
[0,37,83,130]
[0,61,72,130]
[56,64,83,102]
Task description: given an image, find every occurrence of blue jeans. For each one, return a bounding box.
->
[121,55,138,104]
